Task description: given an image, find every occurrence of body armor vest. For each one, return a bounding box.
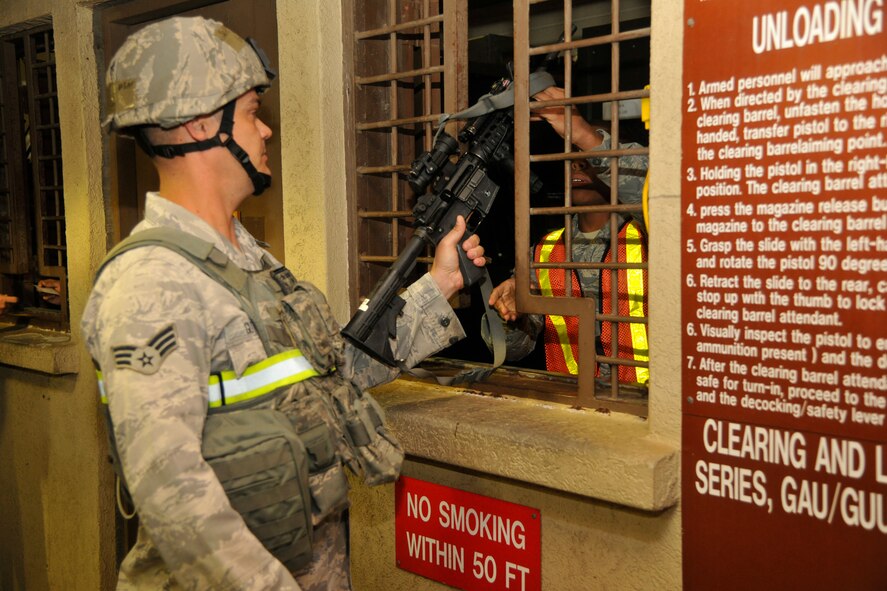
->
[95,227,403,573]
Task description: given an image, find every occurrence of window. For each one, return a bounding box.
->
[347,0,650,415]
[0,21,67,330]
[346,0,467,302]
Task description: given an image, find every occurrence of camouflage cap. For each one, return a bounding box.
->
[104,16,272,130]
[585,129,649,202]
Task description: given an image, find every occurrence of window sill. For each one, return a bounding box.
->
[370,378,679,512]
[0,324,79,375]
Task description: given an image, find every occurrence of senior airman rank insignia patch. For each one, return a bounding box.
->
[112,325,178,375]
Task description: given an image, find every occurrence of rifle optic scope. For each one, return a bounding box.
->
[408,132,459,195]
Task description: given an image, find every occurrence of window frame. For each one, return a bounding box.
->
[345,0,469,308]
[346,0,651,416]
[0,20,68,331]
[514,0,651,414]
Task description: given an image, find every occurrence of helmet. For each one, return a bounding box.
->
[104,15,273,130]
[105,16,276,195]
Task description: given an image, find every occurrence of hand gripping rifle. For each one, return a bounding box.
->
[342,70,556,368]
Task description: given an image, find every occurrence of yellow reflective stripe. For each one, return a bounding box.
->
[537,228,564,292]
[208,349,318,408]
[96,370,107,404]
[538,228,578,375]
[548,315,579,375]
[97,349,318,407]
[624,223,649,383]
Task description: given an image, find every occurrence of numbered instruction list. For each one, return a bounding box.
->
[683,57,887,432]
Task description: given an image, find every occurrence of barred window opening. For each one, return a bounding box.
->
[347,0,651,415]
[0,22,68,330]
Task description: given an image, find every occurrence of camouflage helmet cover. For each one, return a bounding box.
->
[104,16,271,130]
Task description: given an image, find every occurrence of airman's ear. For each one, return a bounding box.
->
[182,112,220,141]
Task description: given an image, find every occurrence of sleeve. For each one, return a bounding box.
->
[500,313,544,362]
[341,272,465,390]
[92,254,301,590]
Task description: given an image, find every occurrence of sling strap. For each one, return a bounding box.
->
[97,226,274,349]
[437,70,556,128]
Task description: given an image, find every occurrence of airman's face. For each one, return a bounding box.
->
[569,159,606,205]
[232,90,272,176]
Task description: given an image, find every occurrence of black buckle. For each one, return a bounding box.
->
[212,371,226,406]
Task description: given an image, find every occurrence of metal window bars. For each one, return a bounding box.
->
[28,27,66,276]
[350,0,468,303]
[348,0,650,414]
[514,0,650,414]
[0,23,67,329]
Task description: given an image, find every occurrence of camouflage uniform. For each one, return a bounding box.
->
[82,193,465,590]
[502,130,648,363]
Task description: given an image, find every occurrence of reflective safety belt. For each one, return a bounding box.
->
[537,228,579,375]
[97,349,319,408]
[624,224,650,384]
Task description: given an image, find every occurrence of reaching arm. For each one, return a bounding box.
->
[532,86,603,152]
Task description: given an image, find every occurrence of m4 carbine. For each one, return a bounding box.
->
[342,76,547,367]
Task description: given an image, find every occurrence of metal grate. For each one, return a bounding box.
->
[349,0,467,302]
[346,1,650,414]
[27,27,66,273]
[0,32,29,274]
[0,23,67,329]
[514,0,650,414]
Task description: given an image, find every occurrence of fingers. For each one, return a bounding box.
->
[460,233,486,266]
[488,283,506,306]
[488,279,518,322]
[494,301,518,322]
[532,87,565,127]
[461,232,479,247]
[532,86,565,101]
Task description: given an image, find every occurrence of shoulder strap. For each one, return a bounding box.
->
[97,227,245,289]
[437,70,555,127]
[95,226,273,351]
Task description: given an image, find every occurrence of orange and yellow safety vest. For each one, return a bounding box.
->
[535,221,649,383]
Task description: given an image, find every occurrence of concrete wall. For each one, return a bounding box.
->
[0,1,687,590]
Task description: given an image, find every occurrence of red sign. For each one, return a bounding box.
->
[681,0,887,588]
[683,415,887,589]
[395,476,541,591]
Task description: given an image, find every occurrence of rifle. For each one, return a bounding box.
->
[342,71,554,367]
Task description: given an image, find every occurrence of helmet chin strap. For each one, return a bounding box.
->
[136,100,272,196]
[215,101,272,196]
